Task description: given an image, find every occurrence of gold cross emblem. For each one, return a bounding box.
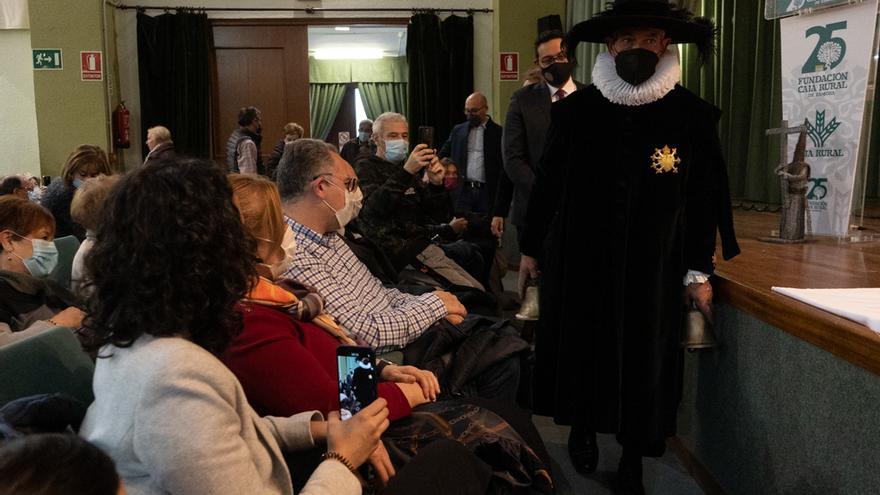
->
[650,145,680,174]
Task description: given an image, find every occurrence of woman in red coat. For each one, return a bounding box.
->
[222,174,439,422]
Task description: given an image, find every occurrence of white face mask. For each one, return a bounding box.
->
[322,181,363,231]
[268,226,298,279]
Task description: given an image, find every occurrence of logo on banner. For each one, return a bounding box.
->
[805,110,840,148]
[808,177,829,211]
[802,21,847,73]
[796,22,849,97]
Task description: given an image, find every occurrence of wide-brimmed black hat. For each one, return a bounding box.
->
[567,0,715,61]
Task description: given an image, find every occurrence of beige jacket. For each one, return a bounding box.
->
[80,335,360,495]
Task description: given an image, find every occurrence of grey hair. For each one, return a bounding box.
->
[276,138,336,202]
[147,126,172,144]
[372,112,407,139]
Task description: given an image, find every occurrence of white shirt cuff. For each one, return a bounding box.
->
[683,270,710,286]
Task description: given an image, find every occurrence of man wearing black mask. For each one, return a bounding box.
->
[502,17,586,252]
[518,1,740,493]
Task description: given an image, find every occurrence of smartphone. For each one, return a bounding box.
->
[337,345,378,420]
[418,125,435,149]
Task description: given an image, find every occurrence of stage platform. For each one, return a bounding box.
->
[714,209,880,375]
[676,208,880,495]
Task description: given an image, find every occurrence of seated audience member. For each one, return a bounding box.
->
[41,144,111,240]
[78,159,388,495]
[0,176,28,200]
[22,174,43,202]
[276,140,524,402]
[223,173,437,422]
[340,119,374,165]
[266,122,305,179]
[142,125,176,166]
[0,433,123,495]
[69,174,120,298]
[223,178,550,493]
[0,197,84,335]
[354,112,484,290]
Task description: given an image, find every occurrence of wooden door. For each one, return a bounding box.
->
[212,22,310,165]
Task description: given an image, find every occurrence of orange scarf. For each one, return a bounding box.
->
[244,276,356,345]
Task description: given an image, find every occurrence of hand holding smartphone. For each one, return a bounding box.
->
[418,126,435,149]
[337,346,378,420]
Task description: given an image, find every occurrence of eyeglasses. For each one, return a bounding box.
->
[313,173,359,192]
[464,106,487,115]
[538,52,568,67]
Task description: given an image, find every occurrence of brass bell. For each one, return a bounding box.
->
[681,303,716,351]
[515,286,540,321]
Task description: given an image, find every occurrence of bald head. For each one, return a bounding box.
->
[464,92,489,126]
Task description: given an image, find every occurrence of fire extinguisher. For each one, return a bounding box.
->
[113,101,131,149]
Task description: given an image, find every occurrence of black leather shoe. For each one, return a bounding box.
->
[616,453,645,495]
[567,429,599,473]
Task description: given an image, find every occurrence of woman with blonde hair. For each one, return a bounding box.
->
[69,174,120,297]
[267,122,305,179]
[41,144,112,240]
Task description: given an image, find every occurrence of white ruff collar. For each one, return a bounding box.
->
[592,48,681,106]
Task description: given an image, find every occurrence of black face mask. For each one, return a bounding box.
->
[467,115,482,127]
[541,61,574,86]
[614,48,659,86]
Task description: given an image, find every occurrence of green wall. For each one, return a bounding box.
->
[29,0,109,176]
[491,0,566,126]
[678,303,880,494]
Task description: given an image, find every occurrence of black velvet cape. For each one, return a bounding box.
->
[520,84,740,454]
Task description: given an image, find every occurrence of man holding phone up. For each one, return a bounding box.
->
[354,112,484,291]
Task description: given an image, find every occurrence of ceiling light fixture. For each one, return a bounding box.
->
[334,26,350,31]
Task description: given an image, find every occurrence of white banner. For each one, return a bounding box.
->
[780,0,878,235]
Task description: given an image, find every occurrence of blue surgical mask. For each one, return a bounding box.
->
[72,178,85,189]
[358,131,370,142]
[384,139,408,164]
[8,235,59,278]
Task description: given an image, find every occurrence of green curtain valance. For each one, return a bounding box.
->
[309,57,408,83]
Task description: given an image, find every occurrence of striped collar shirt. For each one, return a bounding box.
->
[283,218,446,352]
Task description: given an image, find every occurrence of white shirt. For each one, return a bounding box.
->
[466,122,486,183]
[546,77,578,102]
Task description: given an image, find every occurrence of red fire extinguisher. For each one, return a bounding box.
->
[113,101,131,149]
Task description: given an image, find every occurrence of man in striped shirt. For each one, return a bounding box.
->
[277,139,467,352]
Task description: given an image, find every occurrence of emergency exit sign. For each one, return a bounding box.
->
[33,49,63,70]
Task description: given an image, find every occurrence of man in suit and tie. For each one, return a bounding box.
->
[502,18,586,247]
[438,92,512,235]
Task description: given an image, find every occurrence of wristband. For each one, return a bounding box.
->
[322,450,357,474]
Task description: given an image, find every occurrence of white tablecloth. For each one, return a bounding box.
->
[771,287,880,332]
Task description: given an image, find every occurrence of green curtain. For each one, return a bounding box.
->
[309,57,408,83]
[679,0,784,205]
[358,82,408,120]
[566,0,607,85]
[309,83,347,141]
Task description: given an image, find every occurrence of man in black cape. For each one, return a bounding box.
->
[518,1,740,493]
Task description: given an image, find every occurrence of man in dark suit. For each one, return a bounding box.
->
[502,24,586,247]
[438,92,512,230]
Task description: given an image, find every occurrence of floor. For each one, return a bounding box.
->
[498,271,705,495]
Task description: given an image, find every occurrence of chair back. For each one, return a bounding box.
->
[49,235,81,289]
[0,326,94,407]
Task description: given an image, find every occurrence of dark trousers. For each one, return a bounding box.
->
[454,181,491,215]
[383,439,492,494]
[460,354,521,404]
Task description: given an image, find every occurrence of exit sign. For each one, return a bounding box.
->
[33,49,63,70]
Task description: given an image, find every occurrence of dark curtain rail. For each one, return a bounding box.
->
[115,5,492,14]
